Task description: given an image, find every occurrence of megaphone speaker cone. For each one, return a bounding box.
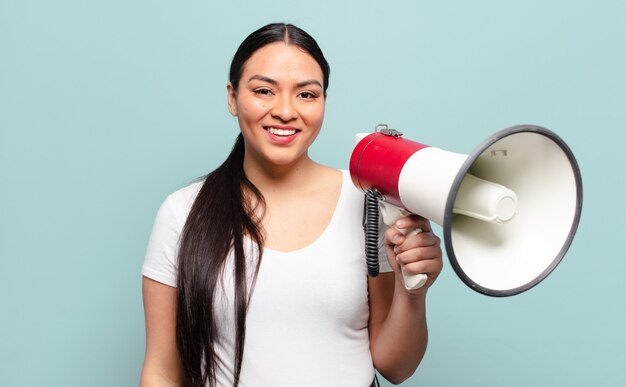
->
[444,125,583,296]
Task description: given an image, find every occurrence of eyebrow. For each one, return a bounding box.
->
[247,74,323,89]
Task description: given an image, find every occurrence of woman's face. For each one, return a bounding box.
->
[227,42,325,171]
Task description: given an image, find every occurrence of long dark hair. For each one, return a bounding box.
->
[175,23,330,387]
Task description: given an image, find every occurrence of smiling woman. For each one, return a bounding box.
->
[140,22,443,387]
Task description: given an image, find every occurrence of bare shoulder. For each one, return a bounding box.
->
[311,164,342,189]
[306,165,342,205]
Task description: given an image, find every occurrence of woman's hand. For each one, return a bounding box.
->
[370,214,443,382]
[384,214,443,295]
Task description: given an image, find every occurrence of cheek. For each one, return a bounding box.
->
[241,100,270,118]
[238,106,260,123]
[303,104,325,126]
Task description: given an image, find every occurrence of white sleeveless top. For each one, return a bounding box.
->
[142,170,392,386]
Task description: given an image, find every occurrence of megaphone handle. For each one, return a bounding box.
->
[379,202,429,290]
[399,228,428,290]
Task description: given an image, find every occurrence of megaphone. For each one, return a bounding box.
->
[350,124,582,297]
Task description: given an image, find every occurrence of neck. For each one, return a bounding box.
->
[243,155,320,193]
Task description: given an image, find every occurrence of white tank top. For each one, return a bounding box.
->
[142,170,392,386]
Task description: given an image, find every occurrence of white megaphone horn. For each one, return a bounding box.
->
[350,124,583,297]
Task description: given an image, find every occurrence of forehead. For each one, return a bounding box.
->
[241,42,324,83]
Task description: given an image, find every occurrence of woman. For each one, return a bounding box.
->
[141,23,443,387]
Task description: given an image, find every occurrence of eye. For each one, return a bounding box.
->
[298,91,318,99]
[254,88,273,96]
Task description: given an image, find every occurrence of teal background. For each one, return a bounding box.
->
[1,0,624,386]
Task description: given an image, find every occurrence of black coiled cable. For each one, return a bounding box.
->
[363,189,382,277]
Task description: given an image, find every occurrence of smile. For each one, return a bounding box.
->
[265,127,298,136]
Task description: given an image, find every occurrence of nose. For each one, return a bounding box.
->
[271,94,297,122]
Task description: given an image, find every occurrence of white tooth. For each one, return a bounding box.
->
[268,127,296,136]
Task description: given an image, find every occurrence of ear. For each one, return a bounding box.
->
[227,83,237,116]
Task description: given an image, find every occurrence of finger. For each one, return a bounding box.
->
[384,226,407,247]
[401,256,444,278]
[395,245,442,266]
[394,232,441,254]
[394,215,432,233]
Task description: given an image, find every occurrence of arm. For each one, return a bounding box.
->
[141,276,185,387]
[368,215,443,384]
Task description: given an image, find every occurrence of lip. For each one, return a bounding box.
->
[263,125,301,145]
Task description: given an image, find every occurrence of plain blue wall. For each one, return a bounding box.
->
[1,1,624,386]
